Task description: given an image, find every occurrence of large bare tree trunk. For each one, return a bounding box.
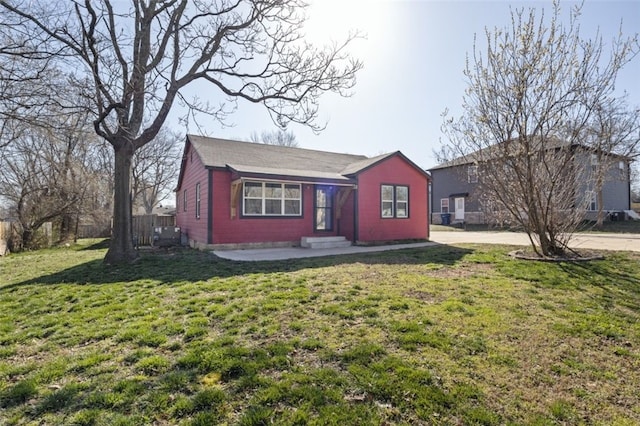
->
[104,143,137,264]
[58,213,75,243]
[1,0,362,264]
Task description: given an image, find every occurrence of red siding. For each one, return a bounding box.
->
[337,190,355,242]
[356,155,429,242]
[175,143,209,244]
[211,173,345,244]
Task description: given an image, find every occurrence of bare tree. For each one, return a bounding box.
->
[0,118,97,248]
[441,1,638,257]
[0,62,113,245]
[0,0,362,263]
[250,129,299,147]
[0,13,78,151]
[132,128,182,214]
[80,138,116,239]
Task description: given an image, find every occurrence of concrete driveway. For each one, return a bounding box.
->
[429,230,640,252]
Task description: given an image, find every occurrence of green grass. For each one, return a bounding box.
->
[1,239,639,425]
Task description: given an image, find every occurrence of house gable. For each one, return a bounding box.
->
[355,154,429,242]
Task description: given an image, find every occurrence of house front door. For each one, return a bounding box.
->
[454,197,465,220]
[314,186,334,231]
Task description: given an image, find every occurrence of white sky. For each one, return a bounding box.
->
[169,0,640,170]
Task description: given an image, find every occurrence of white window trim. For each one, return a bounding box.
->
[440,198,449,213]
[242,181,302,217]
[381,184,409,219]
[468,165,478,183]
[396,186,409,218]
[585,190,597,211]
[381,185,394,218]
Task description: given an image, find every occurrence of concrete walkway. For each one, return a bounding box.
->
[213,231,639,261]
[429,231,640,252]
[213,241,438,261]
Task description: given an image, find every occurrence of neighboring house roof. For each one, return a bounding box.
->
[429,138,631,171]
[180,135,429,185]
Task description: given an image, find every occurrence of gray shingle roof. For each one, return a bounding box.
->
[188,135,377,181]
[429,137,575,171]
[339,152,398,176]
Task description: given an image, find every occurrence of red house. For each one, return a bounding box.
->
[175,135,430,249]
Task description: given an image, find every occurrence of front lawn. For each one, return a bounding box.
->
[1,240,639,425]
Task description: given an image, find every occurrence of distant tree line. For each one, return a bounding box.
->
[250,129,299,147]
[0,75,181,250]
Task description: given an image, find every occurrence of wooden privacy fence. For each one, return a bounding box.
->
[77,224,111,239]
[132,215,176,246]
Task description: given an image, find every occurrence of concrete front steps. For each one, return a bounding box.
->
[301,236,351,249]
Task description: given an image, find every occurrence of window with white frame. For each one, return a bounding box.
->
[381,185,394,218]
[396,186,408,218]
[619,160,626,178]
[381,184,409,218]
[590,154,599,172]
[468,165,478,183]
[195,183,201,219]
[440,198,449,213]
[243,181,301,216]
[183,189,187,212]
[585,190,597,211]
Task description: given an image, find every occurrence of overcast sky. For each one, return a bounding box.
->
[170,0,640,170]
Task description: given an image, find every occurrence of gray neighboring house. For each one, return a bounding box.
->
[429,144,633,225]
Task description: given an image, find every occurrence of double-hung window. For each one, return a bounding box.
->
[618,161,626,178]
[440,198,449,213]
[585,190,597,211]
[381,185,409,218]
[590,154,599,173]
[243,181,302,216]
[468,165,478,183]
